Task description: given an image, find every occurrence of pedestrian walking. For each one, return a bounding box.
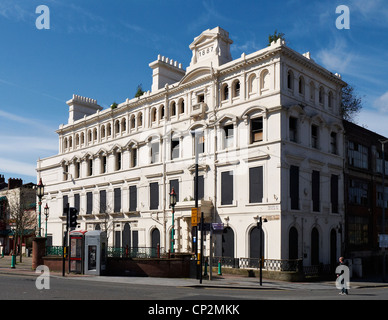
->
[336,256,349,295]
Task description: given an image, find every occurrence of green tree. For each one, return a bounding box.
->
[135,84,144,98]
[340,84,363,122]
[268,30,285,46]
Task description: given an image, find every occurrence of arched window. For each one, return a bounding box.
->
[222,227,235,258]
[311,227,319,265]
[222,84,229,101]
[101,125,106,139]
[170,101,176,117]
[122,223,131,249]
[115,120,120,135]
[289,227,298,259]
[130,115,135,129]
[137,112,143,126]
[249,226,264,261]
[121,118,126,132]
[93,128,98,141]
[159,105,165,120]
[309,81,315,101]
[328,91,334,108]
[233,80,240,98]
[248,74,257,94]
[298,76,305,95]
[151,228,160,250]
[178,99,185,114]
[319,86,324,104]
[151,108,157,122]
[87,130,92,143]
[287,70,294,90]
[75,134,80,147]
[260,70,270,92]
[107,123,112,136]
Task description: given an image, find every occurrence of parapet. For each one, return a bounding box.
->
[66,94,102,124]
[149,55,185,92]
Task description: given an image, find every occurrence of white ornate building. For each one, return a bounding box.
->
[37,27,346,266]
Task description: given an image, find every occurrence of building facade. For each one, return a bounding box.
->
[343,120,388,274]
[0,177,36,255]
[37,27,346,266]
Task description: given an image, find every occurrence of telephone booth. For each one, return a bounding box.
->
[84,230,107,276]
[69,230,87,274]
[69,230,107,275]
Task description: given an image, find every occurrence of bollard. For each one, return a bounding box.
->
[11,254,16,268]
[218,259,222,275]
[204,258,208,277]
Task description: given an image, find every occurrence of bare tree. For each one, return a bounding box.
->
[341,84,363,122]
[5,187,36,263]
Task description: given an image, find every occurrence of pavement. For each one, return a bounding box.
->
[1,255,388,291]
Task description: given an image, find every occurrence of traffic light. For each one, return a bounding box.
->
[69,207,78,229]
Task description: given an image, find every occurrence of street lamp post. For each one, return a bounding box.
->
[44,204,49,238]
[36,178,45,238]
[169,188,177,254]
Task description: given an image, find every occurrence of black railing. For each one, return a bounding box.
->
[213,257,333,276]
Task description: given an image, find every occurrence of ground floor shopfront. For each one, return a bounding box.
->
[47,204,343,268]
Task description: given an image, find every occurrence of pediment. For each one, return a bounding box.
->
[179,67,212,85]
[190,32,217,50]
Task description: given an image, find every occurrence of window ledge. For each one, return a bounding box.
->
[219,200,237,208]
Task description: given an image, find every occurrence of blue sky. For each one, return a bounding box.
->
[0,0,388,184]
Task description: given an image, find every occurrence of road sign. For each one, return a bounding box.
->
[191,208,198,226]
[212,223,224,232]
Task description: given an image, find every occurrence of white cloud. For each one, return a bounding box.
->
[0,109,55,134]
[357,108,388,137]
[373,91,388,113]
[316,37,355,74]
[0,136,57,154]
[0,157,37,178]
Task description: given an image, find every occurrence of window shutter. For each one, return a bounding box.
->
[63,195,68,210]
[290,166,299,210]
[312,171,320,212]
[86,192,93,214]
[99,190,106,213]
[221,171,233,205]
[249,166,263,203]
[150,182,159,210]
[74,194,80,212]
[331,175,339,213]
[114,188,121,213]
[129,186,137,211]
